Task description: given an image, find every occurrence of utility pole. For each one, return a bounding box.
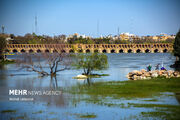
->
[97,20,99,38]
[117,27,120,40]
[35,15,37,34]
[130,17,134,34]
[1,25,5,34]
[117,27,120,36]
[129,17,134,43]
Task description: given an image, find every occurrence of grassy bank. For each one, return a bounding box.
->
[69,77,180,119]
[0,59,15,65]
[70,77,180,99]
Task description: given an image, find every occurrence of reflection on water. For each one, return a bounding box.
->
[0,53,178,119]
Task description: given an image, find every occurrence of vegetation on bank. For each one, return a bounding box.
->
[73,113,97,119]
[172,29,180,71]
[173,29,180,58]
[69,77,180,119]
[0,59,15,65]
[0,35,16,65]
[140,104,180,119]
[0,36,7,61]
[73,74,109,79]
[87,74,109,78]
[70,77,180,99]
[1,110,17,113]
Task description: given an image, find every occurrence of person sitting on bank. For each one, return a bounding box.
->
[161,66,166,71]
[155,63,160,70]
[147,64,152,71]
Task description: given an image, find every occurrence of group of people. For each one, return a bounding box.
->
[147,63,166,72]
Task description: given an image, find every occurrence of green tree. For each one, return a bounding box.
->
[73,53,108,75]
[86,38,95,44]
[0,36,7,60]
[172,30,180,70]
[173,30,180,60]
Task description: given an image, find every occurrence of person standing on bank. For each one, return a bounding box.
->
[147,64,152,71]
[155,63,160,70]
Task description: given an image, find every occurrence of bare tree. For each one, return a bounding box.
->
[16,52,72,77]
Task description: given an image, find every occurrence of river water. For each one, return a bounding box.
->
[0,53,178,120]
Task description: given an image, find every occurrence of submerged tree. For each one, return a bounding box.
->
[16,52,72,76]
[73,53,108,75]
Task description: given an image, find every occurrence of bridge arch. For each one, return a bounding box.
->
[136,49,141,53]
[128,49,132,53]
[154,49,159,53]
[86,49,90,53]
[78,49,83,53]
[13,49,18,53]
[45,49,49,53]
[69,49,74,53]
[37,49,41,53]
[145,49,150,53]
[102,49,107,53]
[29,49,34,53]
[119,49,124,53]
[53,49,58,53]
[163,49,168,53]
[21,49,26,53]
[111,49,115,53]
[94,49,98,53]
[61,50,66,53]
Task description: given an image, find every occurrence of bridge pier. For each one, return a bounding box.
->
[115,49,119,53]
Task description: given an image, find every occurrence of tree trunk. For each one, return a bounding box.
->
[86,68,90,75]
[176,56,179,62]
[0,51,5,61]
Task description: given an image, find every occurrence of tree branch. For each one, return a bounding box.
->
[56,66,70,72]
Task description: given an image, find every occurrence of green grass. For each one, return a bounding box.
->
[1,110,17,113]
[32,110,43,114]
[12,116,26,119]
[140,106,180,120]
[130,103,180,119]
[142,98,158,102]
[79,114,96,118]
[74,113,97,118]
[0,59,15,65]
[128,103,180,108]
[69,77,180,119]
[49,112,57,115]
[70,77,180,99]
[87,74,109,78]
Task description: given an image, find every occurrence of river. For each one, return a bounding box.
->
[0,53,178,120]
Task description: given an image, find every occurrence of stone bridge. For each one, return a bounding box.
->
[5,43,173,53]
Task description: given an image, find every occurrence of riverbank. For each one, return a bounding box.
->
[0,59,15,65]
[127,69,180,80]
[69,77,180,119]
[70,77,180,98]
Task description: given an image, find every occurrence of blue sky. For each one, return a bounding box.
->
[0,0,180,37]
